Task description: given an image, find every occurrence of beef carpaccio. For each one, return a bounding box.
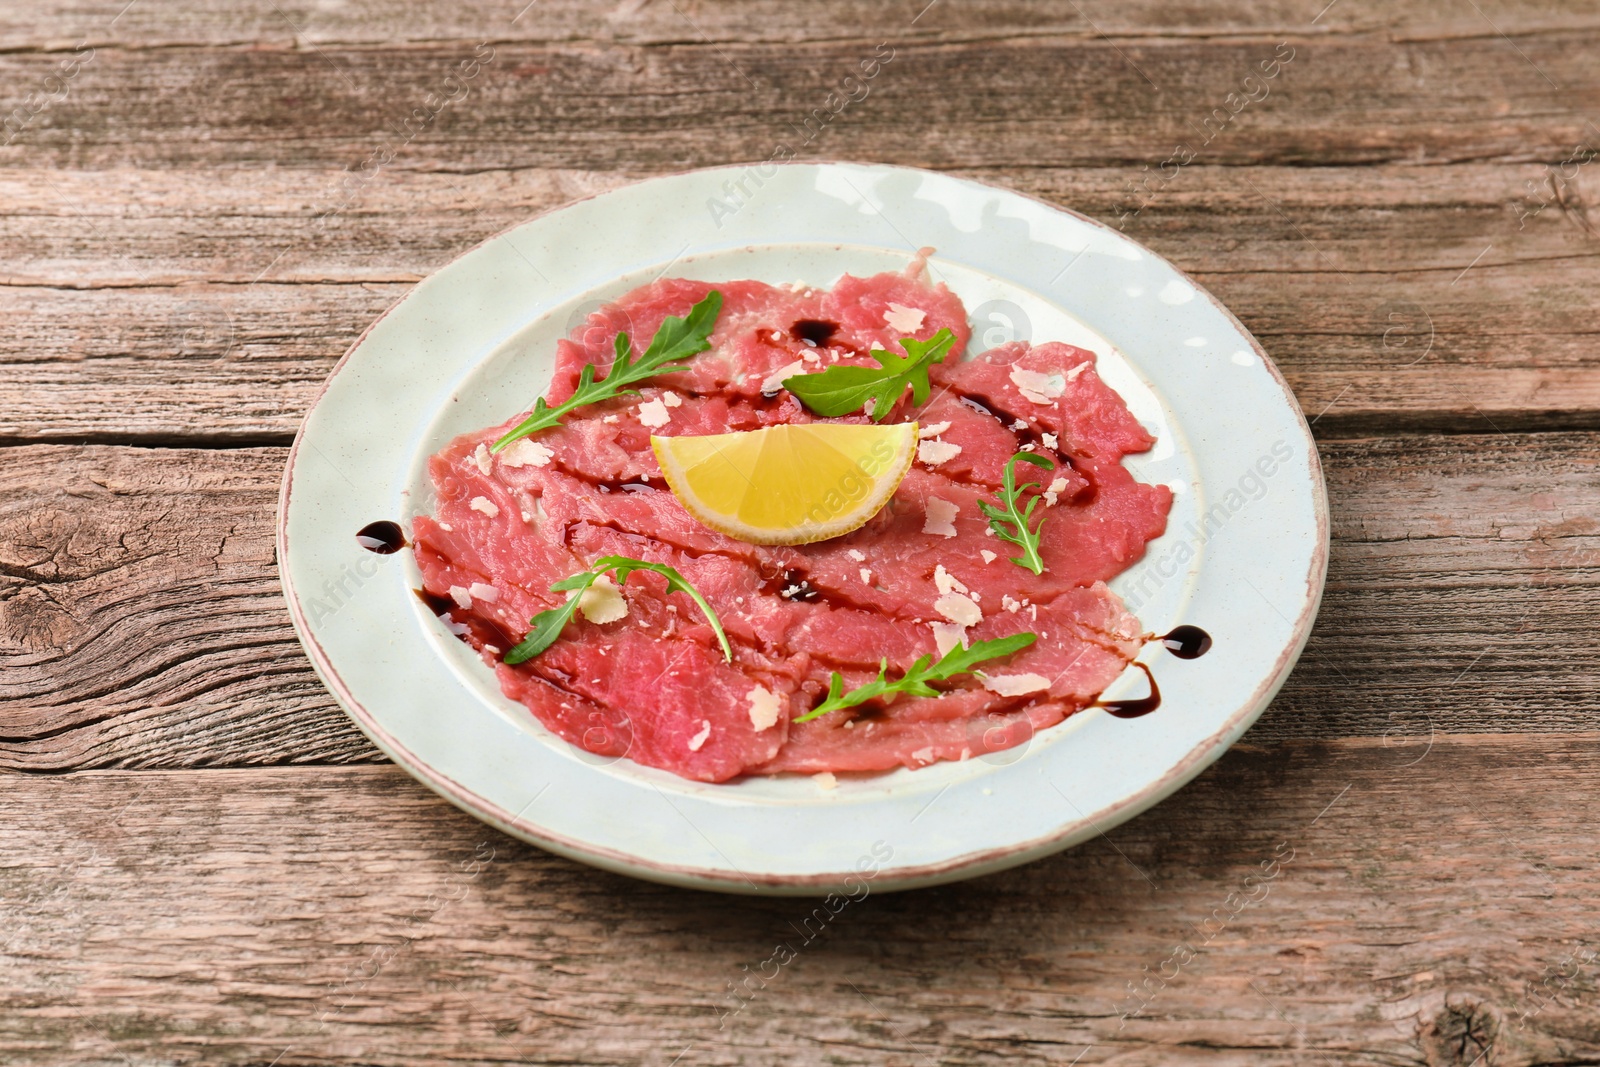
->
[412,261,1172,782]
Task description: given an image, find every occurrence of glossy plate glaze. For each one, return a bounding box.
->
[278,163,1327,895]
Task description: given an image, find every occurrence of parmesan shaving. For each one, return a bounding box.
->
[501,439,554,468]
[747,686,782,731]
[923,498,959,537]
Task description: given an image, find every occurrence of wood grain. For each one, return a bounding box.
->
[8,0,1597,49]
[4,736,1600,1066]
[2,1,1599,1060]
[2,434,1594,772]
[0,445,376,769]
[3,162,1599,442]
[1,33,1597,174]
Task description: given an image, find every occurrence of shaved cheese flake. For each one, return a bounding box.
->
[501,439,554,468]
[688,720,712,751]
[469,496,499,518]
[637,398,672,428]
[981,550,997,564]
[448,585,473,609]
[930,621,969,656]
[813,771,838,791]
[1010,366,1066,404]
[661,390,683,408]
[468,582,499,604]
[1065,362,1090,381]
[933,564,968,595]
[747,686,782,731]
[917,421,952,439]
[883,302,926,334]
[917,439,962,467]
[575,574,629,624]
[981,672,1051,697]
[860,568,873,584]
[471,443,493,476]
[761,359,807,395]
[923,497,959,537]
[934,592,983,627]
[847,549,867,562]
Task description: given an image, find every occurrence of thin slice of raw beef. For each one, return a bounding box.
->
[412,264,1171,782]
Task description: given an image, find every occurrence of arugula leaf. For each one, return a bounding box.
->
[781,328,956,422]
[502,554,731,665]
[979,451,1053,574]
[591,555,732,662]
[792,632,1037,723]
[922,632,1038,682]
[492,291,723,453]
[501,571,600,665]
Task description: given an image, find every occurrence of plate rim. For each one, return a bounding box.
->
[277,160,1329,894]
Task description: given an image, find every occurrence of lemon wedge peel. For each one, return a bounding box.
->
[652,422,918,546]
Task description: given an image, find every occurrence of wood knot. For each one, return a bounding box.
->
[0,584,82,651]
[1420,992,1501,1067]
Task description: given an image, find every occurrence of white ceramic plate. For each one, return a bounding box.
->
[279,163,1327,895]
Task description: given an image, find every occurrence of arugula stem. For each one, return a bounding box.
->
[979,452,1053,575]
[793,633,1036,723]
[502,554,731,665]
[492,291,722,452]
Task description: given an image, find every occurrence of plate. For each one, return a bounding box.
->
[278,162,1327,895]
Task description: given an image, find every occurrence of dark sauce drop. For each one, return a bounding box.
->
[1095,627,1210,719]
[356,520,406,554]
[1097,662,1160,719]
[414,588,455,615]
[459,612,518,655]
[1160,625,1212,659]
[413,588,517,654]
[790,318,839,348]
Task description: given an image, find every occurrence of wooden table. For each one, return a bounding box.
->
[3,1,1598,1063]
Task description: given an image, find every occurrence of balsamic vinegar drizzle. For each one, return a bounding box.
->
[790,318,839,347]
[414,588,517,651]
[415,588,456,615]
[1098,662,1161,719]
[356,520,407,554]
[1160,624,1212,659]
[1093,626,1212,719]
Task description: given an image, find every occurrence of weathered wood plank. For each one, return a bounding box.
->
[0,435,1594,772]
[7,0,1597,49]
[0,445,377,768]
[1,34,1596,173]
[3,163,1598,441]
[4,736,1600,1065]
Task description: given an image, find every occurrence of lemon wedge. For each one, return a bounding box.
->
[653,422,917,545]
